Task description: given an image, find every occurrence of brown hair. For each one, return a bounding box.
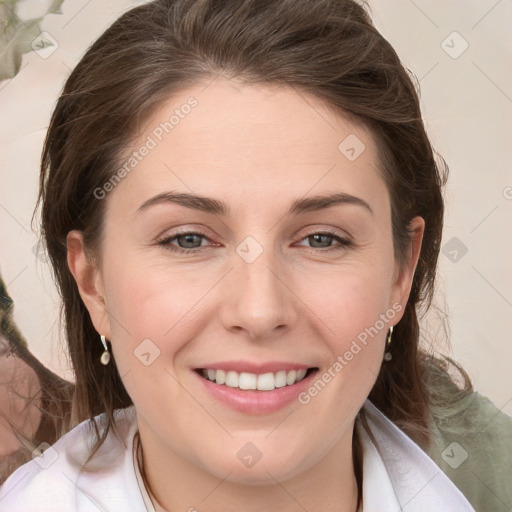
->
[33,0,471,506]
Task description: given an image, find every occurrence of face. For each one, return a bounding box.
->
[68,78,423,485]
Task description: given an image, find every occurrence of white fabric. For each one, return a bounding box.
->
[359,401,475,511]
[0,400,475,511]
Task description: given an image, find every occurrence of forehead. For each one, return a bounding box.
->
[109,78,388,218]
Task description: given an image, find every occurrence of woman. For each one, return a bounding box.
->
[0,0,509,510]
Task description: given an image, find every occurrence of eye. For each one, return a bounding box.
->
[156,228,353,255]
[296,230,353,253]
[157,230,212,255]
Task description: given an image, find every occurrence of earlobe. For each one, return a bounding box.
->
[66,230,111,338]
[390,216,425,316]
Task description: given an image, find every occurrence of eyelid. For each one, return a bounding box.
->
[299,226,352,242]
[155,225,212,241]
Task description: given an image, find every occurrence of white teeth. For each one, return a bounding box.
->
[296,368,307,380]
[239,372,257,390]
[257,372,275,390]
[225,371,238,387]
[286,370,297,385]
[274,370,287,388]
[216,369,226,385]
[200,367,310,391]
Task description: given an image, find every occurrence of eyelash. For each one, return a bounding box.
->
[156,229,353,255]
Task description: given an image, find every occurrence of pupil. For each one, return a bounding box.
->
[180,234,200,248]
[311,234,331,248]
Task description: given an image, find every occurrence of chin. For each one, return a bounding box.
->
[196,442,310,486]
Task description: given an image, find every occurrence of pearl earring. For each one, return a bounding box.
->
[383,326,393,362]
[100,334,111,365]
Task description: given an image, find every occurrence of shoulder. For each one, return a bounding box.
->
[359,400,475,511]
[0,406,146,512]
[428,391,512,512]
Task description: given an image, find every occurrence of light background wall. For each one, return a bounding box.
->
[0,0,511,412]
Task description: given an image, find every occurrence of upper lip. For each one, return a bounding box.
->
[194,360,316,374]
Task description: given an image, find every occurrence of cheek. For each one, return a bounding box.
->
[295,267,391,404]
[103,251,206,332]
[301,263,392,344]
[101,257,215,377]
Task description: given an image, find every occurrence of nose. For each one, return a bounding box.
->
[220,242,297,341]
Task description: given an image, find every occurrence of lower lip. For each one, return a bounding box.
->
[193,369,318,415]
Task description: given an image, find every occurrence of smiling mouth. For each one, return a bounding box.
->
[194,367,318,391]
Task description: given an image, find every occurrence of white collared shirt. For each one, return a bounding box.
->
[0,401,475,511]
[359,401,475,511]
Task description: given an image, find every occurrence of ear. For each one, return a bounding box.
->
[389,216,425,321]
[66,230,112,339]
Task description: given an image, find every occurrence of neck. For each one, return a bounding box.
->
[136,420,360,512]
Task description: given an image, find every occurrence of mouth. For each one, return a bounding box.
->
[193,367,319,392]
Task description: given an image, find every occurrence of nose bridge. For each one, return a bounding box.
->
[224,234,294,337]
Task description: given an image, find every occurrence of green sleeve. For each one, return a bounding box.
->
[428,391,512,512]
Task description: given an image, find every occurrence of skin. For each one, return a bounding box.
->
[67,77,424,512]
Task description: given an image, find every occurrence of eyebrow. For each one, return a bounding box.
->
[136,191,374,217]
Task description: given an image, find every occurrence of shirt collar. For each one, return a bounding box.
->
[358,400,475,511]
